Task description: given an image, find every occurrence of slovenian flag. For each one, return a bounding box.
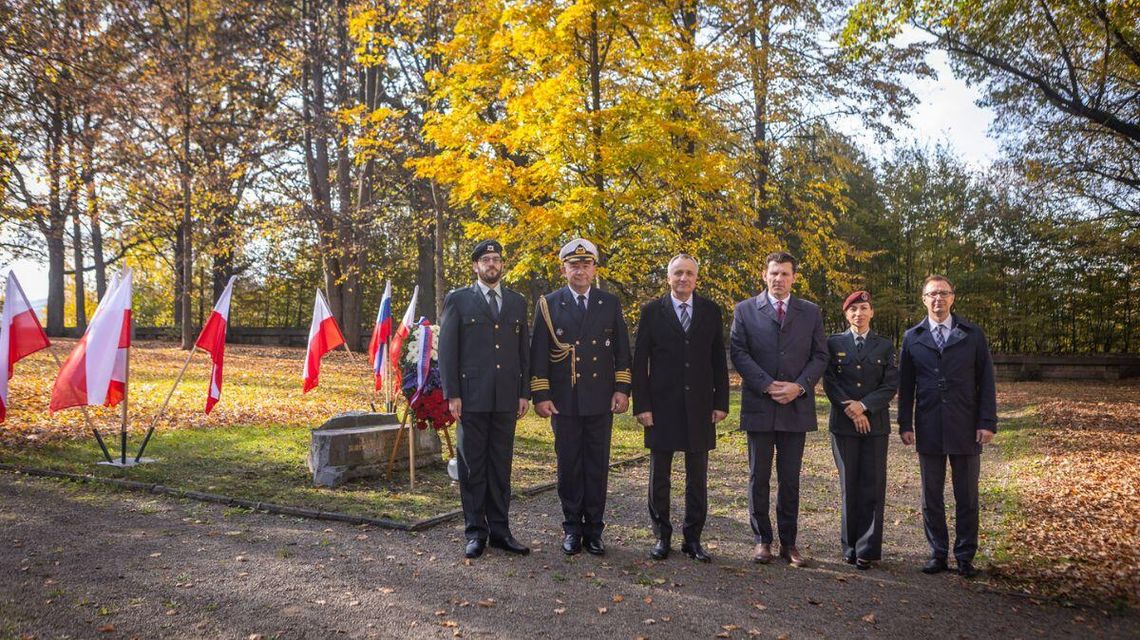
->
[367,281,393,391]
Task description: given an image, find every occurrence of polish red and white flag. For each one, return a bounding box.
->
[195,276,236,413]
[0,271,52,422]
[302,289,345,393]
[50,269,133,411]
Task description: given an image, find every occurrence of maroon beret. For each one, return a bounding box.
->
[843,290,871,312]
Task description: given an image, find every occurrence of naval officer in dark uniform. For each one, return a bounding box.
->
[530,238,632,556]
[822,290,898,570]
[439,239,531,559]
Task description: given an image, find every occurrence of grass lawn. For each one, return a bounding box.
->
[0,341,746,522]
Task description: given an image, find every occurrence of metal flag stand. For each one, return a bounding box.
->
[98,327,154,468]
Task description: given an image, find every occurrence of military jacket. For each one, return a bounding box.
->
[438,283,530,413]
[822,330,899,436]
[529,286,632,416]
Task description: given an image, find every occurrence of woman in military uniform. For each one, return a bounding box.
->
[822,291,898,570]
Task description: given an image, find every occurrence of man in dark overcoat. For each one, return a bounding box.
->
[729,251,829,567]
[439,240,531,559]
[530,238,632,556]
[897,274,997,578]
[823,290,898,570]
[632,254,729,562]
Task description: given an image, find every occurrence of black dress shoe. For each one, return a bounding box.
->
[680,541,712,563]
[855,558,872,570]
[922,557,948,574]
[957,561,978,578]
[583,536,606,556]
[489,535,531,555]
[465,539,486,559]
[562,534,582,556]
[650,538,670,560]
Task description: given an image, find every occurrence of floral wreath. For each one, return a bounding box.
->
[400,321,455,432]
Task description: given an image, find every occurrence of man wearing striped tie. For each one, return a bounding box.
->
[898,274,998,578]
[632,254,730,562]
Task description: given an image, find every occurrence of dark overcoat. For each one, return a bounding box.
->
[438,283,530,413]
[897,315,998,455]
[823,331,899,436]
[729,292,828,432]
[631,293,730,452]
[529,286,632,416]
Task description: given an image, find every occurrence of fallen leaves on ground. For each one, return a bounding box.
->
[989,383,1140,608]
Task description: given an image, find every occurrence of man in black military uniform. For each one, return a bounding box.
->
[822,290,898,570]
[439,240,531,559]
[530,238,632,556]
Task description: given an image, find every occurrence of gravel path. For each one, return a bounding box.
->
[2,431,1137,639]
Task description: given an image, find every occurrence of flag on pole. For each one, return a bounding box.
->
[0,271,51,422]
[50,269,133,411]
[195,276,236,413]
[302,289,346,393]
[388,285,418,390]
[367,281,393,391]
[410,318,433,404]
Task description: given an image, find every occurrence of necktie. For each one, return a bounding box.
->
[934,325,945,351]
[776,299,785,324]
[577,294,587,315]
[488,289,500,321]
[679,302,691,332]
[856,336,864,351]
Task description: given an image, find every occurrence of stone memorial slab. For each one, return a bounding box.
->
[308,411,442,487]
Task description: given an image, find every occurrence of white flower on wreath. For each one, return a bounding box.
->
[403,323,440,364]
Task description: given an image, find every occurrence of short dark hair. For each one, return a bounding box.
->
[922,274,954,291]
[764,251,797,273]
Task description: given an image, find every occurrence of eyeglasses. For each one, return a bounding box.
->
[923,290,954,299]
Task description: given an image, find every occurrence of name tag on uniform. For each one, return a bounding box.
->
[837,352,846,357]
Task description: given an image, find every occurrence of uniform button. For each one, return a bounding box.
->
[592,357,597,362]
[856,365,862,369]
[576,357,581,362]
[592,340,597,345]
[856,382,862,387]
[576,373,581,378]
[593,373,598,378]
[684,362,690,368]
[684,385,690,391]
[496,364,501,369]
[494,324,500,329]
[575,340,580,346]
[495,344,500,349]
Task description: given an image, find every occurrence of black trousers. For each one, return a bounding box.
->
[747,430,806,546]
[648,450,709,543]
[831,434,888,561]
[552,413,613,536]
[918,452,981,564]
[456,411,516,541]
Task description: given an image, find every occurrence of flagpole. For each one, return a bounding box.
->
[135,346,196,462]
[120,349,129,464]
[47,348,111,463]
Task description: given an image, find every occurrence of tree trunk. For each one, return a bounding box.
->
[747,0,772,228]
[71,210,86,331]
[179,0,194,349]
